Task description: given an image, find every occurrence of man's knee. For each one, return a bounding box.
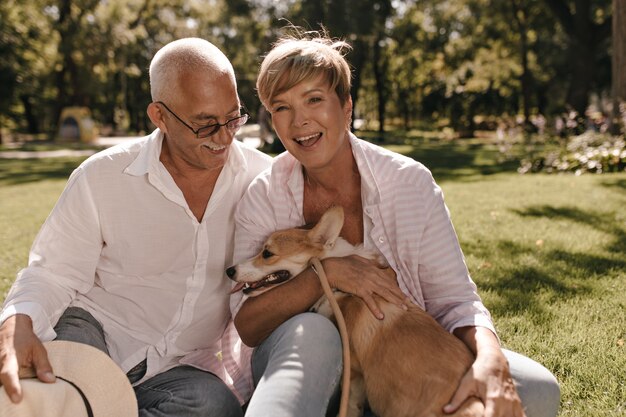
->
[193,376,243,417]
[136,367,243,417]
[53,307,109,355]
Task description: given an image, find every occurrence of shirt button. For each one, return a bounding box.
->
[378,236,385,243]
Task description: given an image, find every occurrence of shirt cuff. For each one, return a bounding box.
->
[229,292,248,320]
[0,302,57,341]
[449,316,499,342]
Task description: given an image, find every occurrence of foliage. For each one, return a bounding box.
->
[0,0,58,132]
[0,0,617,139]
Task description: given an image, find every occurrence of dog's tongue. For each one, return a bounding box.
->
[230,282,246,294]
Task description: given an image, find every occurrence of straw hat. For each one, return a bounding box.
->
[0,340,138,417]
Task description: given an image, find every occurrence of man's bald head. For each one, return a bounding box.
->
[149,38,235,104]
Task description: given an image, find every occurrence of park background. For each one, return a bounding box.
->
[0,0,625,416]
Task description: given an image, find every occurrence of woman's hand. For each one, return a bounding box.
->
[320,255,410,319]
[445,328,526,417]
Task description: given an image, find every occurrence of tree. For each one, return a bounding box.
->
[544,0,612,115]
[510,0,534,126]
[612,0,626,134]
[0,0,55,135]
[283,0,393,134]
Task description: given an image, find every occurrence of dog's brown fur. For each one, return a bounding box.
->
[228,207,484,417]
[333,294,483,417]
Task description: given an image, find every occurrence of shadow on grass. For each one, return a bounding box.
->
[513,205,626,255]
[401,142,520,182]
[601,177,626,190]
[0,157,86,186]
[465,240,591,319]
[358,130,520,182]
[464,204,626,319]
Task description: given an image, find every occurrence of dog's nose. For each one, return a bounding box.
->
[225,266,236,279]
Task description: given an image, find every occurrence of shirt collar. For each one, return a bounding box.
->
[348,132,381,207]
[124,129,163,176]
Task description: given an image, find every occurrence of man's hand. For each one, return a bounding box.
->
[321,255,410,319]
[0,314,55,403]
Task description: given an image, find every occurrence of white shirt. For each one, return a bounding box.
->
[231,133,495,335]
[1,129,271,403]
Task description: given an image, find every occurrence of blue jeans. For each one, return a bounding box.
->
[54,307,243,417]
[505,349,560,417]
[246,312,343,417]
[241,311,559,417]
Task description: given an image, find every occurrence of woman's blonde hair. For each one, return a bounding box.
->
[256,28,352,110]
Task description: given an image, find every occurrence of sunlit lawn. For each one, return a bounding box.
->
[0,134,624,416]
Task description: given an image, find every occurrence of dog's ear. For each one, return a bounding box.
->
[309,206,344,249]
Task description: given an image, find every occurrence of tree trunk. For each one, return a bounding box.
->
[348,38,368,131]
[20,94,39,134]
[612,0,626,134]
[544,0,611,116]
[372,35,387,139]
[511,1,533,127]
[567,39,595,116]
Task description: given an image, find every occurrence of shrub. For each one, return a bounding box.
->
[518,132,626,175]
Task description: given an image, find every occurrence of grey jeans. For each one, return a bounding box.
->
[53,307,243,417]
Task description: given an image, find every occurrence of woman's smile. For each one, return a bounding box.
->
[293,132,323,147]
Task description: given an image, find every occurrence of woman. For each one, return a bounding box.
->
[232,31,560,417]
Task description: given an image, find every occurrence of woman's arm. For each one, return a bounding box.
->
[444,326,525,417]
[234,267,323,347]
[235,255,408,347]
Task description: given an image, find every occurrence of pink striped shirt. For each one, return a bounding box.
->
[231,133,495,335]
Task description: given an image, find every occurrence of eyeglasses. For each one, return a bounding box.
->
[156,101,249,139]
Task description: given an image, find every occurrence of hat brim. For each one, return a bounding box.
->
[1,378,88,417]
[41,340,138,417]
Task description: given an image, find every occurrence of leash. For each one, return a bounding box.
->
[311,258,350,417]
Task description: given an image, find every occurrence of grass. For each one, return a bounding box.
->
[444,174,626,416]
[0,157,88,293]
[1,133,625,416]
[0,139,103,153]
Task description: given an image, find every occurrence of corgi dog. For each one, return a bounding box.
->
[227,206,484,417]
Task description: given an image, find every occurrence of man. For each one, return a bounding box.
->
[0,38,271,416]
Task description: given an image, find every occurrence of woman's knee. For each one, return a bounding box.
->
[286,312,342,355]
[253,313,342,378]
[504,350,560,417]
